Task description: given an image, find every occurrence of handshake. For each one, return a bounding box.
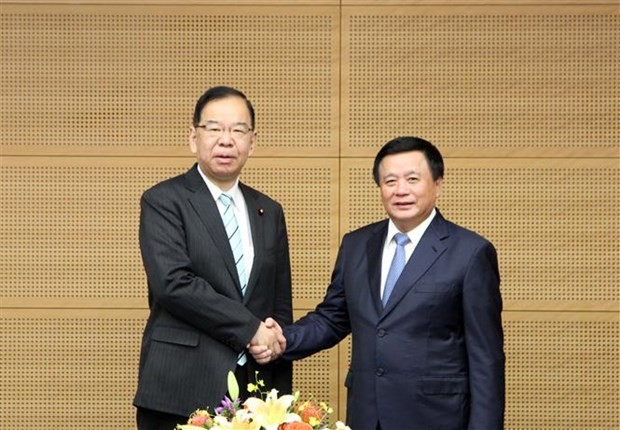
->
[248,317,286,365]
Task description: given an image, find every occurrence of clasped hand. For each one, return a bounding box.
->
[248,318,285,365]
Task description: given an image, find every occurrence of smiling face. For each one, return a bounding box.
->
[189,95,256,190]
[378,150,443,232]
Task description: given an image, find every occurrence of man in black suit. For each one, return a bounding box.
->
[134,86,292,429]
[253,136,504,430]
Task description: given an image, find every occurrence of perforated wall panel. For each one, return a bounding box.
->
[242,158,339,308]
[0,158,186,307]
[292,309,341,419]
[1,1,618,427]
[504,313,619,429]
[342,5,619,157]
[342,158,620,308]
[1,157,338,308]
[1,5,339,157]
[1,309,147,427]
[441,160,619,305]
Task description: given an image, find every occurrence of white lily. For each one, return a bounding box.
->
[210,411,262,430]
[334,421,352,430]
[243,389,300,430]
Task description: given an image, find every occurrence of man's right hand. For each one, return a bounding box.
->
[248,318,286,364]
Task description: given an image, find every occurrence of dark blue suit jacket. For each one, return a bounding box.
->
[284,211,504,430]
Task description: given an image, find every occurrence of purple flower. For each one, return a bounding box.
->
[215,396,239,417]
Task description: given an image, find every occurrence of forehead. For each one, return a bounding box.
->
[200,96,250,121]
[380,150,430,174]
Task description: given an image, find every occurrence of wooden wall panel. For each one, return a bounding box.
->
[292,309,341,419]
[243,158,340,309]
[1,1,618,427]
[341,158,620,310]
[342,5,619,157]
[1,4,340,157]
[0,309,147,427]
[1,157,338,309]
[503,312,619,429]
[1,157,166,308]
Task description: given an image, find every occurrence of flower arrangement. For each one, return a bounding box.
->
[176,371,351,430]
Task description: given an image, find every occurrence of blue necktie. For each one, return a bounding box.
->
[219,193,248,366]
[382,233,410,307]
[219,193,247,296]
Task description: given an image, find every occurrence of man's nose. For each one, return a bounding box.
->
[217,130,234,144]
[395,179,409,194]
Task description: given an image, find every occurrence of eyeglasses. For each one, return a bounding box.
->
[195,121,253,139]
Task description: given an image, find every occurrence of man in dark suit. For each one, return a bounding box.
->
[252,136,505,430]
[134,86,292,429]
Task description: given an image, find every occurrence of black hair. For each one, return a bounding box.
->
[372,136,444,185]
[192,86,255,129]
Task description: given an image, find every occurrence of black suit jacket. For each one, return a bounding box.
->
[134,164,292,416]
[284,211,504,430]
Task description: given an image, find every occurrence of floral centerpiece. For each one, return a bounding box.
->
[176,371,351,430]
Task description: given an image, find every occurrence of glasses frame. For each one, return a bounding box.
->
[194,120,254,140]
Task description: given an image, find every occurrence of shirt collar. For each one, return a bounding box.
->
[195,164,241,202]
[386,208,437,244]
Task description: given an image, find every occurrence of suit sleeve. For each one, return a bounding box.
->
[139,189,260,352]
[463,241,505,429]
[283,238,352,360]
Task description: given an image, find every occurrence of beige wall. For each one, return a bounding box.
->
[1,1,618,427]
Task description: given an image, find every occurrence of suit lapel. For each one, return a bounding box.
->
[240,183,263,301]
[185,166,241,294]
[381,212,449,316]
[367,222,388,315]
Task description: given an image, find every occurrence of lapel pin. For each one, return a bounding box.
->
[258,208,264,216]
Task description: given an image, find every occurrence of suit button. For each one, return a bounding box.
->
[377,329,386,337]
[376,368,384,376]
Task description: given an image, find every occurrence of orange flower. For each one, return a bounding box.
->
[189,411,212,427]
[278,422,313,430]
[295,401,326,425]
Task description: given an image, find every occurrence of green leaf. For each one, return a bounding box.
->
[227,370,239,400]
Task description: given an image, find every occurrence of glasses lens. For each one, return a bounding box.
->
[200,123,250,139]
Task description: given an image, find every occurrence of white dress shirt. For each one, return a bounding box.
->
[380,208,437,300]
[196,165,255,278]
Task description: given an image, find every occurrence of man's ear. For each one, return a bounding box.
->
[248,130,257,155]
[435,178,444,198]
[189,126,198,154]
